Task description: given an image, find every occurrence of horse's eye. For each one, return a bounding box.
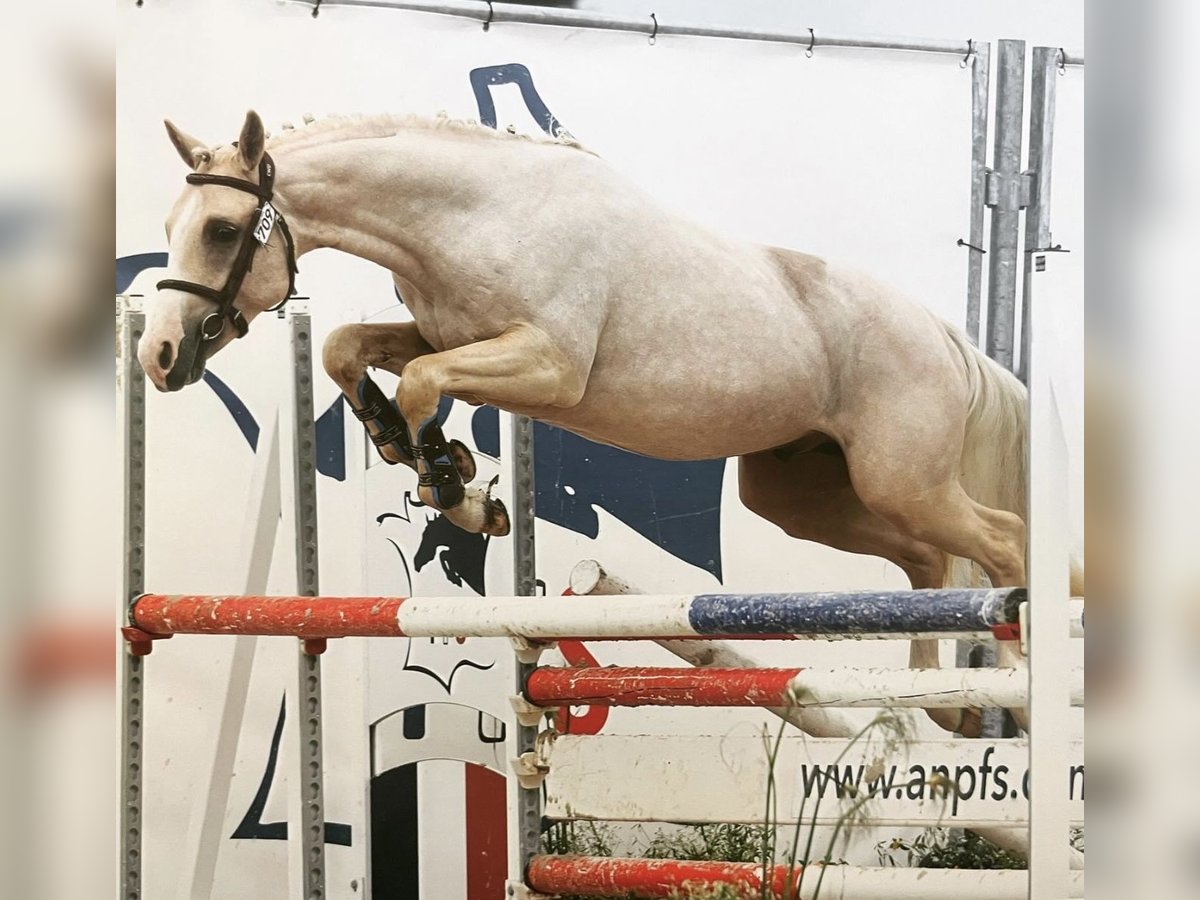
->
[208,223,240,244]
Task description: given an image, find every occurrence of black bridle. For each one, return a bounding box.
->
[156,152,298,341]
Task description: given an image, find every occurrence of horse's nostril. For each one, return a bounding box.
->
[158,342,174,371]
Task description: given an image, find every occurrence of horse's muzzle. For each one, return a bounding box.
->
[161,329,208,392]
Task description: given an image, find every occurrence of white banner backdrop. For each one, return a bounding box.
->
[118,2,1083,897]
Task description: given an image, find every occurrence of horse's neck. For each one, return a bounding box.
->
[273,131,510,283]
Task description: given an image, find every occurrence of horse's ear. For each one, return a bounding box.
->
[164,119,210,170]
[237,110,266,172]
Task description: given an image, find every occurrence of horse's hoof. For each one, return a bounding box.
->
[483,496,511,536]
[957,708,984,738]
[449,439,477,482]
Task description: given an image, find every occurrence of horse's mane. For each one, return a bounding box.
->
[265,112,593,155]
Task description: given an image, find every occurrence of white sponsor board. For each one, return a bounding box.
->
[541,733,1085,828]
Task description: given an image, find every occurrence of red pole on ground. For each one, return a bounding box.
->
[131,595,406,638]
[524,666,803,708]
[526,855,803,898]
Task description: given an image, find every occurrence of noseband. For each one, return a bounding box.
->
[156,152,298,341]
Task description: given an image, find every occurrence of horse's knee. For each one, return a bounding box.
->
[394,356,443,424]
[322,324,368,384]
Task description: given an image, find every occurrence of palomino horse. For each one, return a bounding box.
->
[140,111,1070,735]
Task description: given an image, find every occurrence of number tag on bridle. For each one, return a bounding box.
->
[253,202,278,245]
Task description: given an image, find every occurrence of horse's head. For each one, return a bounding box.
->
[139,110,296,391]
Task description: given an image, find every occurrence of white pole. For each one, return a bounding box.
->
[1026,331,1073,890]
[177,414,283,899]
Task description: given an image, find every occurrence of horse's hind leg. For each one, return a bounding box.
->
[394,323,587,536]
[322,322,476,480]
[855,475,1027,731]
[840,409,1028,728]
[739,444,946,588]
[843,448,1026,590]
[739,446,982,736]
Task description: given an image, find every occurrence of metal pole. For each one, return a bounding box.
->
[968,38,1027,742]
[290,309,326,900]
[984,39,1027,371]
[964,41,991,344]
[1019,47,1060,383]
[509,413,541,879]
[120,298,147,900]
[308,0,977,57]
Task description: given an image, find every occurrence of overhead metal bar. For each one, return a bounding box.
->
[303,0,978,56]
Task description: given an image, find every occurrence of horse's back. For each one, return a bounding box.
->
[446,150,971,460]
[523,218,840,457]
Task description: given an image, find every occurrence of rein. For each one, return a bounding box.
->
[156,152,298,341]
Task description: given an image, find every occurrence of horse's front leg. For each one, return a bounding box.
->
[322,322,476,480]
[395,323,587,536]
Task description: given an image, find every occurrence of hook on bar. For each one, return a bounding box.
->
[648,13,658,46]
[483,1,494,32]
[960,38,975,69]
[1057,47,1067,75]
[805,27,815,58]
[311,0,321,17]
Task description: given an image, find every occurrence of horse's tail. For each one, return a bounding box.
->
[941,325,1084,594]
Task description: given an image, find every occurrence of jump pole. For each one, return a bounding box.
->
[128,585,1034,641]
[560,559,1082,869]
[521,664,1085,710]
[524,855,1085,899]
[566,559,857,739]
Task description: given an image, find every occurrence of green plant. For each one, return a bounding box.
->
[666,886,757,900]
[876,827,1027,870]
[541,819,617,858]
[754,691,913,900]
[642,824,768,864]
[539,701,1027,899]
